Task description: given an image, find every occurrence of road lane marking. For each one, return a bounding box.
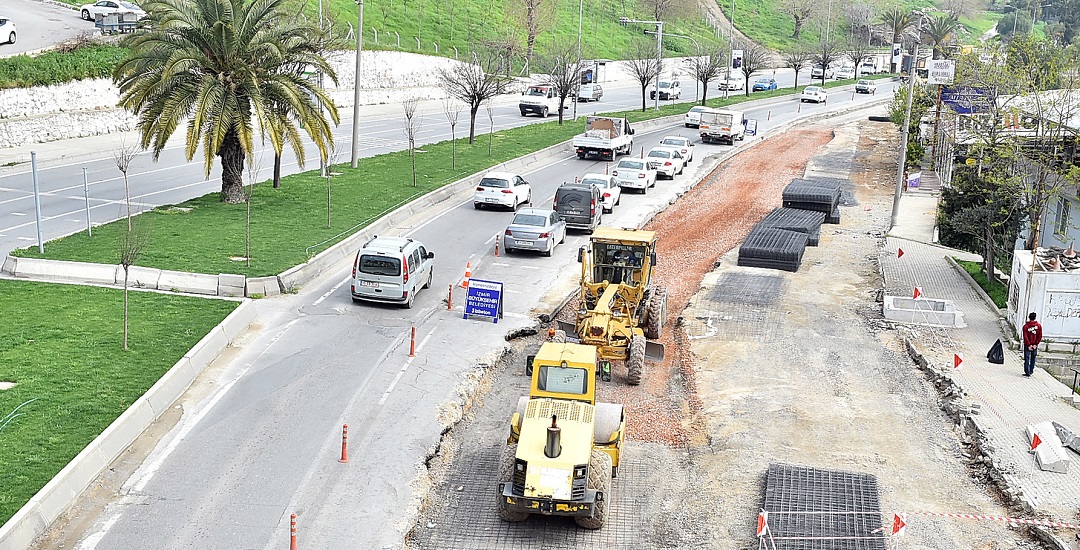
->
[520,265,540,270]
[378,328,436,405]
[313,276,351,306]
[491,262,510,267]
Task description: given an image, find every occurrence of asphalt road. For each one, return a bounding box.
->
[36,80,898,550]
[0,67,879,257]
[0,0,92,57]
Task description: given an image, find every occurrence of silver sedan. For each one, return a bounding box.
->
[502,208,566,257]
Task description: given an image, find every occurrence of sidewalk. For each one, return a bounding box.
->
[883,193,1080,522]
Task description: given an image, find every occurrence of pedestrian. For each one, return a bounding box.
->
[1022,312,1043,377]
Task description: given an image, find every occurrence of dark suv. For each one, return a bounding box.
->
[553,183,602,233]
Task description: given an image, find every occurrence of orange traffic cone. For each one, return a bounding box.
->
[461,261,472,288]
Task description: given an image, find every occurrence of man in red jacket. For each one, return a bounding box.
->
[1022,312,1043,377]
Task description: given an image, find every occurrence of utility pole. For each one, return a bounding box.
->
[726,0,734,99]
[572,0,582,121]
[618,17,664,111]
[891,41,920,231]
[350,0,364,168]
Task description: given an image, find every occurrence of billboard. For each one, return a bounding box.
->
[927,59,955,85]
[941,86,994,114]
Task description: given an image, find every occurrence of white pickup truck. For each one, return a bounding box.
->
[572,116,635,160]
[698,108,745,145]
[519,85,562,117]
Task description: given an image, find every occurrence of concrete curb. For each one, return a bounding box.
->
[945,256,1007,318]
[0,300,257,550]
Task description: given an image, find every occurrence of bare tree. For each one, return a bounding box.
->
[843,2,875,44]
[118,215,150,351]
[325,141,342,228]
[736,40,772,96]
[812,41,842,85]
[486,100,495,155]
[685,43,727,106]
[788,0,818,39]
[622,38,662,111]
[442,97,462,169]
[242,157,263,269]
[113,142,140,231]
[642,0,689,22]
[535,40,585,124]
[782,48,813,89]
[844,38,874,78]
[507,0,555,63]
[437,52,511,143]
[403,98,422,187]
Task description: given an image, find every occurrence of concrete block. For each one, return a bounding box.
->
[14,257,117,285]
[144,358,197,416]
[219,300,257,342]
[1047,342,1075,353]
[1026,421,1070,474]
[183,327,229,371]
[246,276,281,297]
[278,262,319,293]
[2,254,16,275]
[157,270,219,295]
[89,397,156,469]
[217,273,246,297]
[123,265,161,288]
[0,503,49,550]
[883,295,965,327]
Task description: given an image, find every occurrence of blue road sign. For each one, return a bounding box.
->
[464,279,504,323]
[941,86,994,114]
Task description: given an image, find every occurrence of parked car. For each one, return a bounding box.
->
[855,79,878,94]
[650,80,682,100]
[835,65,856,80]
[751,77,777,92]
[580,173,622,213]
[554,182,603,233]
[351,236,434,309]
[503,208,566,256]
[800,86,828,104]
[684,105,709,128]
[611,158,657,193]
[473,171,532,210]
[0,17,15,45]
[717,75,745,91]
[646,147,686,179]
[81,0,146,20]
[577,83,604,102]
[658,136,694,163]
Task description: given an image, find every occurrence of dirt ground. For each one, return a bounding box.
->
[409,117,1045,549]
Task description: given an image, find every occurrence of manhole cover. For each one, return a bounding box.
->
[761,463,888,550]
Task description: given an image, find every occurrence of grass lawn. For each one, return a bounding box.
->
[0,280,237,525]
[956,259,1008,308]
[15,82,870,278]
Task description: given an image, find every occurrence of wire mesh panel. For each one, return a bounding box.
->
[758,208,826,246]
[760,463,889,550]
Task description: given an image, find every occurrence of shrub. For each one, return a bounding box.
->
[0,42,127,89]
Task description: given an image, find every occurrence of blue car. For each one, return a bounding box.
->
[751,78,778,92]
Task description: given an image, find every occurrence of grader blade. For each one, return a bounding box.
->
[645,341,665,362]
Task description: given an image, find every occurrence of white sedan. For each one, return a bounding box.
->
[0,17,15,45]
[659,136,694,164]
[684,105,708,128]
[81,0,146,20]
[473,171,532,210]
[580,173,622,213]
[717,76,745,91]
[800,86,828,104]
[611,158,657,193]
[646,147,686,179]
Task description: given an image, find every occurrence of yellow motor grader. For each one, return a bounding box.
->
[559,227,666,385]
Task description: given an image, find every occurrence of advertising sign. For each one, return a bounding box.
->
[464,279,504,323]
[745,119,758,136]
[927,59,955,85]
[892,43,903,64]
[907,171,922,189]
[941,86,994,114]
[731,49,743,69]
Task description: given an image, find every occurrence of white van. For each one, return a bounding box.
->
[351,235,434,309]
[519,85,562,117]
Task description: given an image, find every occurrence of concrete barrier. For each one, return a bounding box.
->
[10,257,117,285]
[157,270,220,295]
[1027,421,1070,473]
[246,276,282,297]
[883,295,965,327]
[0,300,256,550]
[217,273,246,297]
[122,265,162,289]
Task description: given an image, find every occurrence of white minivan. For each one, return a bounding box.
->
[351,236,434,309]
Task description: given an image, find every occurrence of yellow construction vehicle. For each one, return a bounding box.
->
[560,227,666,385]
[497,341,625,529]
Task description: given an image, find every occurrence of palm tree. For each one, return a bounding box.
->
[925,14,960,59]
[114,0,340,203]
[881,7,913,72]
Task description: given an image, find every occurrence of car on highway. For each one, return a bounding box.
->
[645,147,686,179]
[684,105,708,128]
[473,171,532,210]
[553,182,603,233]
[717,75,745,91]
[580,173,622,213]
[811,64,835,80]
[0,17,15,45]
[351,235,434,309]
[855,79,878,94]
[80,0,146,20]
[800,86,828,104]
[751,77,777,92]
[835,65,856,80]
[502,208,566,256]
[658,136,694,163]
[650,80,682,100]
[577,83,604,102]
[611,158,656,193]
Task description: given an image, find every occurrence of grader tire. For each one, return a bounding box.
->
[552,330,567,343]
[496,444,529,522]
[643,286,667,340]
[627,335,646,385]
[575,450,613,529]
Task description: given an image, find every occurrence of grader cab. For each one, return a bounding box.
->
[562,227,666,385]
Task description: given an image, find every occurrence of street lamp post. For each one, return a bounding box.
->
[725,0,734,99]
[572,0,583,121]
[350,0,364,168]
[890,17,924,230]
[619,17,664,111]
[646,30,700,101]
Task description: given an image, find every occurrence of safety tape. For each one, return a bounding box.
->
[908,511,1080,530]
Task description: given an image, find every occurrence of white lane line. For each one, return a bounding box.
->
[313,276,351,306]
[491,262,510,267]
[10,211,26,216]
[520,265,540,270]
[484,233,497,245]
[378,328,436,405]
